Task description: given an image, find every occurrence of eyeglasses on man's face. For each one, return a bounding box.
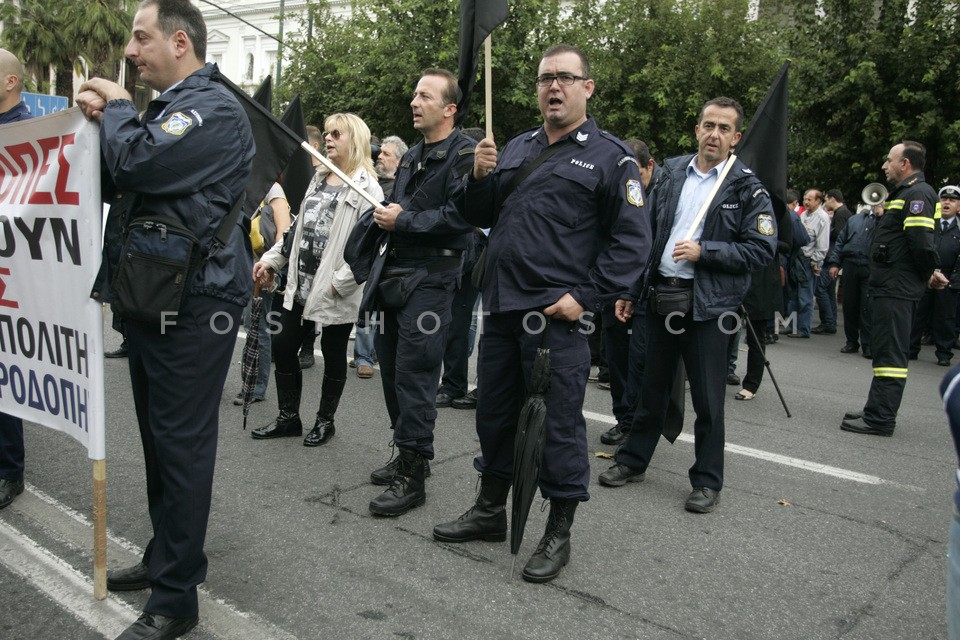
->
[535,73,587,88]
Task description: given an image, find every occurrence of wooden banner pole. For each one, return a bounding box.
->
[93,459,107,600]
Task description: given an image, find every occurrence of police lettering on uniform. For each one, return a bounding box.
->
[433,45,651,584]
[841,140,943,436]
[365,68,476,517]
[599,97,777,515]
[77,2,254,638]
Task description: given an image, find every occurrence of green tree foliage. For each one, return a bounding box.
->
[1,0,133,104]
[788,0,960,198]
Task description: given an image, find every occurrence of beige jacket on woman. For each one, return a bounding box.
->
[260,165,384,326]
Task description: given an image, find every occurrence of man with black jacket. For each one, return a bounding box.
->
[432,45,650,583]
[77,2,254,637]
[827,203,882,358]
[909,185,960,366]
[598,97,776,514]
[366,68,476,516]
[841,141,942,436]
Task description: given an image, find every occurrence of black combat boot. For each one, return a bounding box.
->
[369,448,427,516]
[370,443,431,485]
[303,376,346,447]
[433,475,511,543]
[521,498,578,583]
[251,371,303,439]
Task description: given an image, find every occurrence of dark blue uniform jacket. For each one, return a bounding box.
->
[390,129,475,252]
[99,64,255,307]
[646,153,776,321]
[456,117,651,314]
[827,210,879,268]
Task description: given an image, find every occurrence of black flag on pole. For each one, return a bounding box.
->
[252,75,273,111]
[213,68,303,214]
[736,61,790,217]
[456,0,508,126]
[279,94,313,215]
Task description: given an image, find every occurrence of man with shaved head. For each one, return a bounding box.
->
[0,48,30,123]
[0,48,32,513]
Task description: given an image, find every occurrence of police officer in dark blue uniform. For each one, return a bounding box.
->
[909,185,960,366]
[0,48,33,511]
[77,2,254,638]
[366,68,476,517]
[432,45,651,584]
[841,141,941,437]
[599,97,776,514]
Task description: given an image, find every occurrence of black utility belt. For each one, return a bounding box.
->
[383,256,462,277]
[387,247,461,259]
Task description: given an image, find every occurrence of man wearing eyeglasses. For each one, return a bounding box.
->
[433,44,651,584]
[365,68,476,517]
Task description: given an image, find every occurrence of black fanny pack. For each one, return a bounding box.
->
[111,196,244,325]
[111,216,201,325]
[651,284,694,316]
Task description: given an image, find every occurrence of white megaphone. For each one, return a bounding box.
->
[861,182,888,206]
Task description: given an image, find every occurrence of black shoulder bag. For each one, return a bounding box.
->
[111,195,245,325]
[471,139,575,289]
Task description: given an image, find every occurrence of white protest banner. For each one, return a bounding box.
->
[0,108,105,460]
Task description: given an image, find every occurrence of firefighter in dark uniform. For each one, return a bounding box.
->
[0,48,33,511]
[841,141,942,436]
[909,185,960,365]
[366,68,475,517]
[432,45,651,584]
[77,2,254,638]
[599,97,776,515]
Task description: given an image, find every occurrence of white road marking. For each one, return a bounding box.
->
[7,486,301,640]
[0,519,135,639]
[582,410,923,491]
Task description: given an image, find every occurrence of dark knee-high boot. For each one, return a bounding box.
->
[521,498,578,583]
[251,370,303,439]
[433,474,511,542]
[304,375,346,446]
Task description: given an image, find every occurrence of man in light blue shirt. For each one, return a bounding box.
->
[786,189,830,337]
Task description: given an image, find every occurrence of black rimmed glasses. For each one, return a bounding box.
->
[322,129,343,140]
[535,73,587,87]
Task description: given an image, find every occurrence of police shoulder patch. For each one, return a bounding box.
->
[160,112,193,136]
[909,200,924,214]
[626,179,644,207]
[757,213,775,236]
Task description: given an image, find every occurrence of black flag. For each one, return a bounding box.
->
[252,75,273,111]
[279,94,313,215]
[736,61,790,217]
[213,69,302,214]
[456,0,509,126]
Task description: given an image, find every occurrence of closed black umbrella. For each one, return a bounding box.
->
[240,283,265,430]
[510,318,551,575]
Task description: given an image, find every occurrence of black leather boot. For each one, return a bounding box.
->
[252,371,303,439]
[369,448,427,516]
[433,475,511,543]
[370,445,431,485]
[304,376,346,447]
[521,498,578,583]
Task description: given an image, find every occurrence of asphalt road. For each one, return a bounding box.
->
[1,312,954,640]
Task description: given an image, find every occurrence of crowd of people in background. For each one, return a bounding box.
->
[3,1,959,638]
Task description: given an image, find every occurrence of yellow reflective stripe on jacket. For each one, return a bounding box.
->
[903,216,935,229]
[936,202,942,219]
[873,367,908,378]
[885,199,905,210]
